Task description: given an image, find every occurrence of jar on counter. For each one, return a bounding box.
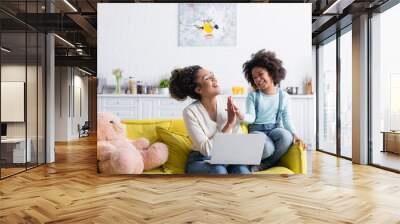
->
[128,76,137,95]
[146,85,154,95]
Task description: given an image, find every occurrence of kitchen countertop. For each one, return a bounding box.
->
[98,94,315,99]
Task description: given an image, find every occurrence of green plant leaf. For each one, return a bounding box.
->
[159,79,170,88]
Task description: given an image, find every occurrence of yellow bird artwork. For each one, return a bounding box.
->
[194,19,219,38]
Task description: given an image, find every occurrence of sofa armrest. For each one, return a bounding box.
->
[277,143,307,174]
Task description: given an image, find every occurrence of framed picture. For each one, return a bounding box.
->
[178,3,237,47]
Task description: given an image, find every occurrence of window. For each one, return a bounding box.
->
[340,29,352,158]
[318,37,337,155]
[370,2,400,171]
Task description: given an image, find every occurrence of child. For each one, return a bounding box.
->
[235,49,301,172]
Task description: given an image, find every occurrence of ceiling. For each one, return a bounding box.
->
[0,0,392,75]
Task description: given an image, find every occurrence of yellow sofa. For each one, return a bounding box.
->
[122,119,307,174]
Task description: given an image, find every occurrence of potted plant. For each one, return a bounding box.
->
[112,68,123,94]
[159,79,170,95]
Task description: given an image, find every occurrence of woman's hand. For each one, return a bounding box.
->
[226,96,236,126]
[223,97,245,133]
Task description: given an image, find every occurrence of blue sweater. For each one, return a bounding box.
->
[243,90,296,134]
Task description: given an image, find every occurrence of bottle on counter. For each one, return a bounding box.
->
[128,76,137,95]
[146,85,153,95]
[137,81,143,94]
[142,81,147,94]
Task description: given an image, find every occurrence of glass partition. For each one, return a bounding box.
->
[1,31,28,177]
[0,1,46,179]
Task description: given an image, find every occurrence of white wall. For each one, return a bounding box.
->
[98,3,312,94]
[71,74,89,138]
[55,67,70,141]
[55,67,89,141]
[312,45,316,94]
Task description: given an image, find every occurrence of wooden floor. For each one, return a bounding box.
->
[372,151,400,171]
[1,136,400,223]
[1,163,45,178]
[0,167,26,178]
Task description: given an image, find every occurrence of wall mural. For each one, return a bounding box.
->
[178,3,237,47]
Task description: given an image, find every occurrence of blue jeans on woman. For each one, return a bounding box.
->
[186,151,251,174]
[249,124,293,171]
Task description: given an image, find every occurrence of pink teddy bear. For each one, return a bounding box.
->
[97,112,168,174]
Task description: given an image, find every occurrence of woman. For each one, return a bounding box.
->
[169,65,251,174]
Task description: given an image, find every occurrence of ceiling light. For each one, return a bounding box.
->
[76,48,84,55]
[322,0,354,15]
[54,34,75,48]
[78,67,92,76]
[1,47,11,53]
[63,0,78,12]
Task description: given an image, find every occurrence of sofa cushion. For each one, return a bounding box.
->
[157,126,192,174]
[168,119,188,136]
[254,166,294,174]
[122,120,171,143]
[142,167,165,174]
[277,142,307,174]
[240,123,249,134]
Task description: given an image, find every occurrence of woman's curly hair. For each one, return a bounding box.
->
[243,49,286,89]
[169,65,202,101]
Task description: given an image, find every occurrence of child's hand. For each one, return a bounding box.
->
[228,96,244,120]
[233,104,244,120]
[293,134,306,150]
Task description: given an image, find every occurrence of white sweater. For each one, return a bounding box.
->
[182,97,242,157]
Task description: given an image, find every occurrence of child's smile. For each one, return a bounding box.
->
[255,78,268,88]
[251,67,274,90]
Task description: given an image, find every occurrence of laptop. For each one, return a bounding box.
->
[205,133,266,165]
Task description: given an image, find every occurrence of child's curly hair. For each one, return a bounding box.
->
[243,49,286,89]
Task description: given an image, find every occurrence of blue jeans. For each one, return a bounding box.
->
[186,151,251,174]
[249,124,293,170]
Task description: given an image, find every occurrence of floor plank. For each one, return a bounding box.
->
[0,136,399,223]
